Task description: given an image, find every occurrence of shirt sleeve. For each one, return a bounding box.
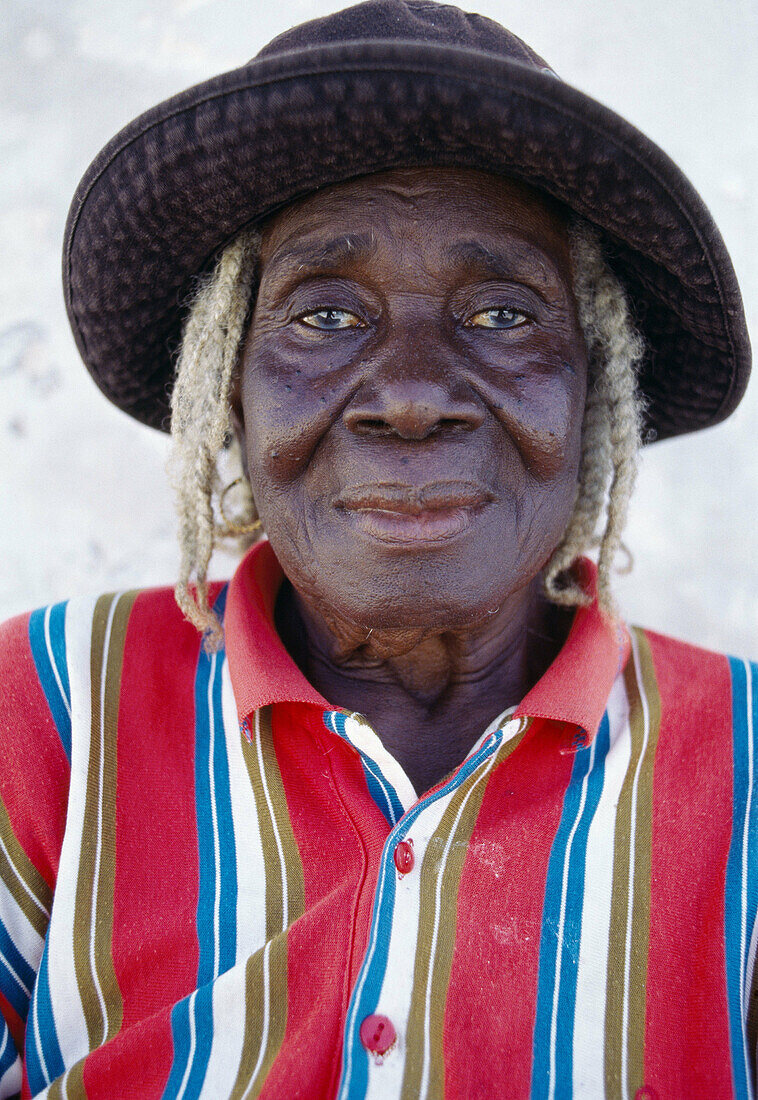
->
[0,608,71,1098]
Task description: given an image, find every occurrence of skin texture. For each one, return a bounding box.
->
[234,168,589,793]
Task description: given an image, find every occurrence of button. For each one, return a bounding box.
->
[359,1014,397,1062]
[393,839,415,875]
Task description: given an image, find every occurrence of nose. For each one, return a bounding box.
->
[343,377,485,440]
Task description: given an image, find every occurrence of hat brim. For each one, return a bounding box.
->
[64,39,751,438]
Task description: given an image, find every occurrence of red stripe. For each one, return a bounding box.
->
[0,614,69,887]
[260,704,387,1099]
[642,631,734,1097]
[443,719,574,1099]
[0,988,23,1066]
[82,1007,178,1097]
[109,588,205,1091]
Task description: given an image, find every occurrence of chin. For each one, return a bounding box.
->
[314,554,535,634]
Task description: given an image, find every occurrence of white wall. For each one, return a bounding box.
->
[2,0,757,657]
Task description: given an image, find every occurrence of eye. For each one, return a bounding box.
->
[298,309,364,331]
[464,308,530,330]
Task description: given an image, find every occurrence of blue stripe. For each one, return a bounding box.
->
[28,604,71,760]
[163,986,217,1100]
[25,938,65,1092]
[163,588,235,1098]
[725,658,758,1100]
[324,711,405,826]
[337,728,502,1100]
[0,917,35,1020]
[531,714,610,1099]
[195,587,237,984]
[163,995,194,1098]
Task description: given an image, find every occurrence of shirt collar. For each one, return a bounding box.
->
[225,541,628,746]
[513,558,630,745]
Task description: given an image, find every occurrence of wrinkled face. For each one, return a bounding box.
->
[235,168,588,632]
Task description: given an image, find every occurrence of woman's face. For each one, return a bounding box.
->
[235,167,588,634]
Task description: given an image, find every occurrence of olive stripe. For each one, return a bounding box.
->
[231,707,305,1097]
[0,795,51,938]
[229,948,265,1100]
[604,629,660,1099]
[72,592,135,1051]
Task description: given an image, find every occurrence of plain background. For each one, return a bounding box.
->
[2,0,757,657]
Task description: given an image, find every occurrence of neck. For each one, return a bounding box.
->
[275,579,571,793]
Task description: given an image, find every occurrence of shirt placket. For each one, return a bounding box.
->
[330,710,529,1100]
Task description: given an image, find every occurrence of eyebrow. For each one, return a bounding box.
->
[263,232,377,281]
[446,239,560,288]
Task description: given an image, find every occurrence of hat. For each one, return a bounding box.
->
[63,0,751,439]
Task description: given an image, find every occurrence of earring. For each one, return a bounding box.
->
[218,477,262,537]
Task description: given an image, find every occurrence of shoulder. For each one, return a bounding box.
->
[625,623,755,738]
[0,581,227,741]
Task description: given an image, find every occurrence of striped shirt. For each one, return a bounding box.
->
[0,538,755,1099]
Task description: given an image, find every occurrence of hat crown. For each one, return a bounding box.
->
[256,0,551,71]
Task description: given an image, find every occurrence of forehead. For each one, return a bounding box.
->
[258,167,572,272]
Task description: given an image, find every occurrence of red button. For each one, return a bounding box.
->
[359,1013,397,1060]
[394,839,415,875]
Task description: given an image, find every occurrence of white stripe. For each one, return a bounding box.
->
[244,940,273,1099]
[176,990,198,1100]
[547,736,597,1100]
[0,868,45,974]
[87,594,119,1047]
[44,595,97,1067]
[342,714,417,813]
[207,653,222,979]
[0,948,30,998]
[222,669,268,964]
[0,829,49,921]
[417,751,500,1099]
[333,713,399,823]
[199,668,271,1093]
[738,660,754,1089]
[362,771,459,1100]
[0,1021,20,1097]
[31,963,52,1087]
[619,632,652,1100]
[44,605,71,721]
[361,756,400,825]
[571,675,631,1096]
[745,910,758,1023]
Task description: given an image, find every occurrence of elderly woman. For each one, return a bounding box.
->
[0,1,755,1097]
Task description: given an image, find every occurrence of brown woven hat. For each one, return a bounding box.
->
[63,0,751,438]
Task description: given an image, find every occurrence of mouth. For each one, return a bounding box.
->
[334,481,494,544]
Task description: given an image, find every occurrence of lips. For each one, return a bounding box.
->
[334,481,494,543]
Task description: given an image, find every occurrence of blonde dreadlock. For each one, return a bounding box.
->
[543,223,645,611]
[169,227,261,650]
[170,220,644,649]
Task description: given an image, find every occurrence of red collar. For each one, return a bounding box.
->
[225,541,628,745]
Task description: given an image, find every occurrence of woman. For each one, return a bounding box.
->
[0,2,755,1097]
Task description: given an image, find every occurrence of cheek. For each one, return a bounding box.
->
[482,354,586,481]
[238,337,345,485]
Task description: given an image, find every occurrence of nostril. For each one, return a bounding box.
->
[353,418,395,436]
[348,414,479,439]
